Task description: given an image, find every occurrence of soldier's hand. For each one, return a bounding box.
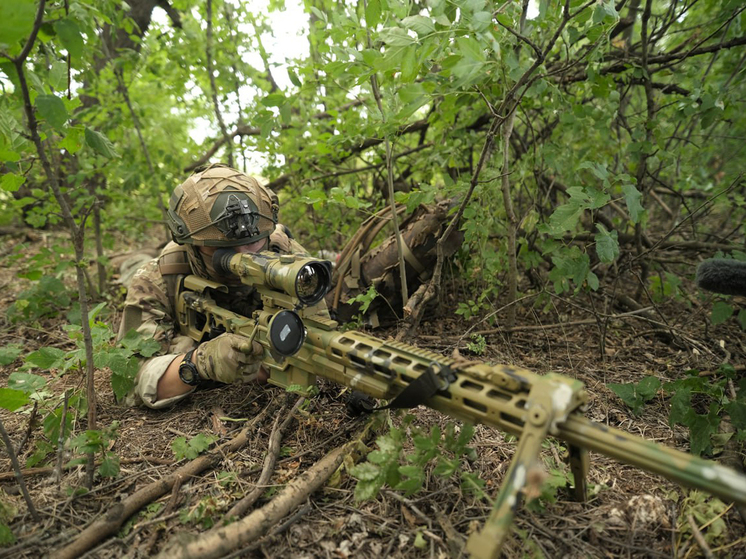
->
[193,333,264,384]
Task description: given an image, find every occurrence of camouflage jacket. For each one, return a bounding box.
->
[117,225,306,408]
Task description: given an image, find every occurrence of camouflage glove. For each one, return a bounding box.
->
[193,333,264,384]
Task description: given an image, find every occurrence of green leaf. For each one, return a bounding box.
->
[54,19,84,59]
[98,452,120,477]
[636,376,661,399]
[394,477,422,494]
[85,127,118,158]
[402,15,434,36]
[350,462,380,481]
[471,11,492,31]
[36,94,68,130]
[688,413,719,456]
[287,68,302,87]
[379,27,416,46]
[725,401,746,430]
[548,201,584,234]
[414,531,427,549]
[455,36,485,62]
[621,183,644,223]
[171,437,189,460]
[260,93,286,107]
[0,522,15,545]
[354,479,380,501]
[366,450,388,464]
[58,127,84,154]
[48,60,68,91]
[495,14,512,27]
[711,301,734,325]
[0,0,36,53]
[0,172,25,192]
[398,465,422,478]
[400,45,418,82]
[25,347,66,370]
[608,382,636,406]
[0,388,29,411]
[365,0,382,27]
[0,344,23,365]
[111,369,135,402]
[667,385,692,427]
[119,330,161,357]
[8,372,46,394]
[433,457,457,477]
[594,224,619,263]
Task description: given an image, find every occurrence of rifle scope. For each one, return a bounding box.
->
[213,248,332,307]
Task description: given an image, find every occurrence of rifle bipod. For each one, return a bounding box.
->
[466,374,589,559]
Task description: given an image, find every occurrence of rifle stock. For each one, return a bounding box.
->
[176,252,746,559]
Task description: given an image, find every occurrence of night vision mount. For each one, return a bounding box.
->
[214,194,262,240]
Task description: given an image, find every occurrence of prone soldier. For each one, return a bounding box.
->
[118,163,310,408]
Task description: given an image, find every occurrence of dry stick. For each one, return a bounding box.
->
[498,0,530,331]
[15,400,38,456]
[0,416,39,521]
[162,419,374,559]
[687,514,715,559]
[142,473,185,555]
[221,396,304,521]
[365,1,408,307]
[221,502,313,558]
[632,0,656,299]
[53,409,267,559]
[499,109,518,330]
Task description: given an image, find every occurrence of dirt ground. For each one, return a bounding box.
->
[0,229,744,558]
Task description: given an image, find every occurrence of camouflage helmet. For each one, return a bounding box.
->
[167,164,279,247]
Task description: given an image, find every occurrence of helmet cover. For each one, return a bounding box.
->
[167,164,279,247]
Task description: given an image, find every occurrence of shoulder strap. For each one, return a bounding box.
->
[157,242,191,309]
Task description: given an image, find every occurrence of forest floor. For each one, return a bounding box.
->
[0,228,745,559]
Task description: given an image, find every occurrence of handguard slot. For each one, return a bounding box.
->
[463,398,488,413]
[486,389,512,402]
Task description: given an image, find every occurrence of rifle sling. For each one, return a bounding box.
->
[375,363,453,410]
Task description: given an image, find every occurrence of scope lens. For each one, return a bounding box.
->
[295,262,329,305]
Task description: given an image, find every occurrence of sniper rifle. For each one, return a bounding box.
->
[173,248,746,559]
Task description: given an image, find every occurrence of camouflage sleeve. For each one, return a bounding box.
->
[117,258,197,408]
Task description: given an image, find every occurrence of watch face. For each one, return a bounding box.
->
[179,362,199,385]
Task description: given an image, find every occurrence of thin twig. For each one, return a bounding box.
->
[54,390,71,486]
[687,514,715,559]
[221,396,305,521]
[0,416,39,521]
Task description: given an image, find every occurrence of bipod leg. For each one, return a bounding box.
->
[567,444,588,502]
[465,390,554,558]
[465,374,586,559]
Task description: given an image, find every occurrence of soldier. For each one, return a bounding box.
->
[118,164,308,408]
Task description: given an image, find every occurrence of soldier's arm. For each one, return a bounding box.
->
[118,259,197,408]
[156,354,193,400]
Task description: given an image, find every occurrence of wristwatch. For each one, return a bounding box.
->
[178,349,201,386]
